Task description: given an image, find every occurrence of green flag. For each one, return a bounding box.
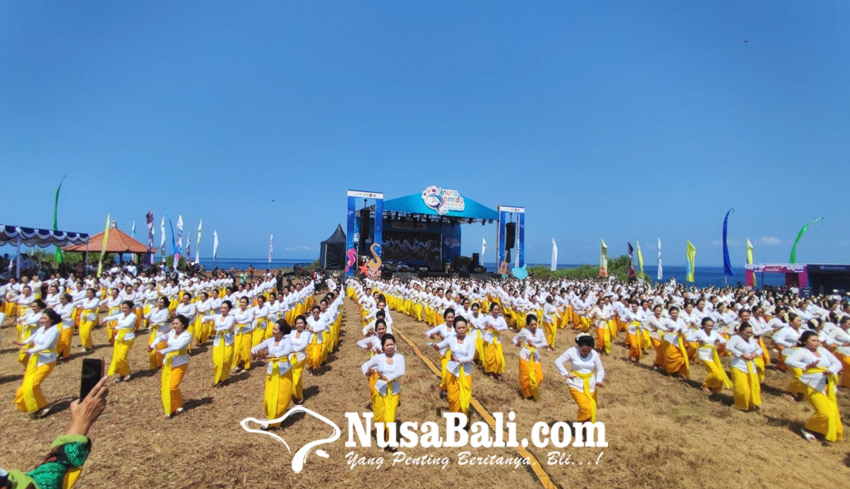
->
[790,217,823,264]
[53,175,66,264]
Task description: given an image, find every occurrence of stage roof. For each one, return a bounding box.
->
[382,190,499,221]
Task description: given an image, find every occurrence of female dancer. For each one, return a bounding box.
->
[512,314,549,400]
[359,319,389,402]
[289,315,311,403]
[102,301,137,382]
[362,333,405,442]
[426,308,455,396]
[212,300,235,386]
[251,319,293,430]
[145,298,171,369]
[54,293,75,360]
[687,318,730,394]
[434,316,476,420]
[16,299,45,365]
[232,297,255,373]
[660,306,690,378]
[151,314,192,417]
[481,304,507,380]
[554,333,605,422]
[78,289,100,352]
[786,331,843,442]
[13,308,61,418]
[541,296,560,348]
[726,323,762,412]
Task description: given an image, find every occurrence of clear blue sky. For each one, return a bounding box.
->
[1,1,848,266]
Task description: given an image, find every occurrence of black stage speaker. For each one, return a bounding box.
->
[359,208,371,252]
[472,252,480,267]
[505,222,516,249]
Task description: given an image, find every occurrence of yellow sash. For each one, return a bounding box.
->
[677,334,690,378]
[527,345,539,400]
[710,345,732,389]
[572,370,596,422]
[458,363,471,414]
[806,366,840,441]
[744,359,761,407]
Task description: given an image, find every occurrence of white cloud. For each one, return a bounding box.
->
[284,245,312,252]
[757,236,782,246]
[710,239,741,247]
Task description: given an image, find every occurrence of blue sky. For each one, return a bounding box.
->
[1,1,848,266]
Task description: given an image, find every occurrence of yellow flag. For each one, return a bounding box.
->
[636,240,645,279]
[747,238,756,287]
[97,214,111,278]
[686,240,696,283]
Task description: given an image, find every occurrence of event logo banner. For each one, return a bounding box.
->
[422,186,466,215]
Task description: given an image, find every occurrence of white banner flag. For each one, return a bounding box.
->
[657,237,663,281]
[213,230,219,263]
[268,234,274,266]
[195,220,202,263]
[160,217,166,264]
[551,238,558,272]
[481,238,486,267]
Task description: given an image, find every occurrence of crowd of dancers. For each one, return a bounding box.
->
[0,270,345,429]
[349,275,846,443]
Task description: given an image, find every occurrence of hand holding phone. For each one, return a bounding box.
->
[80,358,105,400]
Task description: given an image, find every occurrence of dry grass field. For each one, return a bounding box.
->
[1,295,849,488]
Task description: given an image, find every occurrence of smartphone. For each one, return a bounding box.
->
[80,358,104,400]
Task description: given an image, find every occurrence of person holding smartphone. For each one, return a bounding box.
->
[14,308,61,418]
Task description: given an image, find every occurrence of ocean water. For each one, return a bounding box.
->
[198,258,781,289]
[484,263,786,289]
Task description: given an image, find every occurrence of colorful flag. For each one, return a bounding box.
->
[686,240,696,283]
[627,242,635,280]
[790,217,823,264]
[160,216,166,264]
[599,239,608,278]
[722,208,734,277]
[636,240,645,279]
[514,229,520,268]
[747,238,756,287]
[186,231,191,262]
[195,220,202,263]
[146,210,154,265]
[551,238,558,272]
[97,214,111,278]
[173,215,183,269]
[268,234,274,267]
[131,220,136,239]
[657,238,663,281]
[213,230,219,263]
[53,175,66,264]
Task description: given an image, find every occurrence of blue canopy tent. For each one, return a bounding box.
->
[0,225,90,278]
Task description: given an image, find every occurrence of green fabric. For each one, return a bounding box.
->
[789,217,823,264]
[24,435,90,489]
[53,176,66,265]
[5,469,36,489]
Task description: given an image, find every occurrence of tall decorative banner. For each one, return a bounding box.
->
[195,220,202,263]
[686,240,696,283]
[481,238,487,268]
[213,230,219,265]
[657,238,663,281]
[599,239,608,278]
[97,214,111,278]
[722,208,735,277]
[53,175,66,264]
[627,242,636,280]
[268,234,274,268]
[746,238,756,287]
[173,215,184,269]
[551,238,558,272]
[345,190,384,278]
[160,216,166,264]
[186,231,191,262]
[790,217,823,264]
[131,220,136,239]
[146,210,154,265]
[636,240,645,279]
